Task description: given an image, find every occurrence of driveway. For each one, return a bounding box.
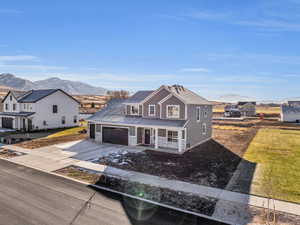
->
[55,140,146,162]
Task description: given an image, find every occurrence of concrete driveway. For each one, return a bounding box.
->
[55,140,145,162]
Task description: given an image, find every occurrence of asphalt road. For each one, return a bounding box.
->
[0,159,227,225]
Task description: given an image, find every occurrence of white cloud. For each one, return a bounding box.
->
[180,68,211,73]
[0,55,38,62]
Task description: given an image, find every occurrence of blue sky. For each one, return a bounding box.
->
[1,0,300,100]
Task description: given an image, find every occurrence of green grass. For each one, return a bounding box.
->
[244,128,300,203]
[47,125,87,138]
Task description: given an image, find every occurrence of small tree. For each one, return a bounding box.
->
[107,90,130,99]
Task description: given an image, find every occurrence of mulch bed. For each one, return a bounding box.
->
[55,165,101,184]
[97,127,258,189]
[0,149,26,159]
[15,134,87,149]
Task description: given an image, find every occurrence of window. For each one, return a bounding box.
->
[53,105,58,113]
[24,104,26,110]
[131,105,139,115]
[149,105,155,116]
[62,116,66,124]
[5,104,8,110]
[167,105,180,118]
[196,107,201,122]
[10,95,12,101]
[204,110,208,118]
[182,130,185,140]
[43,120,47,126]
[202,123,207,135]
[13,104,16,111]
[167,131,178,143]
[73,115,77,123]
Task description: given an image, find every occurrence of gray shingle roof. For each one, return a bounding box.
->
[165,85,211,105]
[18,89,59,103]
[123,90,154,103]
[0,112,35,117]
[88,99,187,128]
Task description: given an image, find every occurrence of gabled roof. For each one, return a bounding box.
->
[18,89,80,104]
[2,89,80,104]
[18,89,59,103]
[237,101,256,106]
[88,98,187,128]
[123,90,154,104]
[1,90,28,102]
[164,85,211,105]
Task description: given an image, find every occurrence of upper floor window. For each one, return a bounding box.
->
[13,104,16,111]
[196,107,201,122]
[204,110,208,118]
[148,105,155,116]
[10,95,12,101]
[5,104,8,111]
[53,105,58,113]
[167,105,179,119]
[131,105,139,115]
[24,104,26,110]
[73,115,77,123]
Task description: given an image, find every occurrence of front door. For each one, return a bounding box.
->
[28,119,33,131]
[144,129,151,145]
[90,123,95,139]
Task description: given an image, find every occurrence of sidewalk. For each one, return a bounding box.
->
[2,144,300,225]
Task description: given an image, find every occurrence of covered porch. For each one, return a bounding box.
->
[0,112,35,131]
[134,126,186,153]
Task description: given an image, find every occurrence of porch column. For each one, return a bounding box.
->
[178,129,182,153]
[155,128,158,149]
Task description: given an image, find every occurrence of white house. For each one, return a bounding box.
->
[0,89,80,131]
[281,101,300,123]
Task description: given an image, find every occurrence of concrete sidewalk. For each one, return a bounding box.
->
[2,143,300,225]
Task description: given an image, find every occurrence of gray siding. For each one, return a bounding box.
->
[186,104,212,148]
[139,105,142,116]
[143,88,170,118]
[161,95,185,119]
[126,105,130,115]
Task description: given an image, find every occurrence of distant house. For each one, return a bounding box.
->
[281,101,300,123]
[87,85,212,153]
[237,102,256,117]
[0,89,80,131]
[224,104,241,117]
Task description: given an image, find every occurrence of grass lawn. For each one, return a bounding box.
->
[47,124,87,138]
[244,128,300,203]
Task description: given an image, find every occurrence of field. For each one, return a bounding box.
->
[213,104,281,115]
[244,128,300,203]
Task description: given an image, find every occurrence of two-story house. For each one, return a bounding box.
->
[0,89,80,131]
[87,85,212,153]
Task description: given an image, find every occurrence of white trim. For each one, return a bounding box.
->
[158,93,173,105]
[148,104,156,117]
[140,85,169,104]
[166,105,180,119]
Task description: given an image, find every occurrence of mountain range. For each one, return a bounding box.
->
[0,73,106,95]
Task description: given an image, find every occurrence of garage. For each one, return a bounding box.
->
[102,127,128,145]
[2,117,13,129]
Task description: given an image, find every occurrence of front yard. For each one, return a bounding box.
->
[244,128,300,203]
[97,126,258,189]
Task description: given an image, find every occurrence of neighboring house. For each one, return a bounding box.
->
[224,104,241,117]
[281,101,300,123]
[0,89,80,131]
[237,101,256,117]
[87,85,212,153]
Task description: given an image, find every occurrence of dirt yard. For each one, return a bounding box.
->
[16,133,87,149]
[97,125,258,189]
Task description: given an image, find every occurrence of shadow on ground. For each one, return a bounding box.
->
[89,186,229,225]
